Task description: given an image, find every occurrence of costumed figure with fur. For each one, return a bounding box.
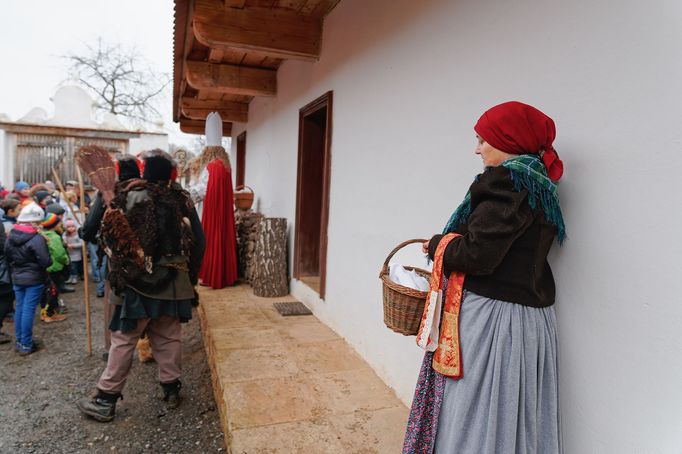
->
[188,112,238,289]
[79,154,150,358]
[77,149,205,423]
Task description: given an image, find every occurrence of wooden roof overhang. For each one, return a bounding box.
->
[173,0,340,135]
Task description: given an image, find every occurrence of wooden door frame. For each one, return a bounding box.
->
[293,91,333,299]
[236,131,246,188]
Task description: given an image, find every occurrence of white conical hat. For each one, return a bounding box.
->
[205,112,223,146]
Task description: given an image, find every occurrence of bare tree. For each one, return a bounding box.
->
[63,39,170,126]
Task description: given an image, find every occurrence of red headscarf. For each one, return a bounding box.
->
[474,101,564,181]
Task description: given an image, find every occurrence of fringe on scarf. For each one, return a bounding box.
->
[442,158,566,244]
[442,191,472,235]
[507,167,566,243]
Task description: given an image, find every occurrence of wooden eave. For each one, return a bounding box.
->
[173,0,340,135]
[0,122,143,140]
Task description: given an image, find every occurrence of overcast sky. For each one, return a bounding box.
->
[0,0,193,147]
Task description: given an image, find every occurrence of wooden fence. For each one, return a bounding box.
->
[14,134,126,186]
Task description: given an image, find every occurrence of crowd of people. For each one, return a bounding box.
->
[0,178,101,353]
[1,137,235,423]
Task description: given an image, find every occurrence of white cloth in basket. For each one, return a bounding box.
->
[388,264,430,292]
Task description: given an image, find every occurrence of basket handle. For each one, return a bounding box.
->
[380,238,429,277]
[235,185,253,194]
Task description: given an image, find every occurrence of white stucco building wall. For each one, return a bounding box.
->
[230,0,682,452]
[129,133,169,155]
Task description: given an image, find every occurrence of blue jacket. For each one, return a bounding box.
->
[5,226,52,286]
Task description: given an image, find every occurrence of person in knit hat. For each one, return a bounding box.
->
[39,214,69,323]
[404,102,566,453]
[13,181,31,207]
[33,189,53,209]
[4,203,52,354]
[45,202,66,218]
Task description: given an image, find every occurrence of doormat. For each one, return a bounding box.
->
[273,301,313,316]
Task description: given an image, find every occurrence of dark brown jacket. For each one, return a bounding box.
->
[428,166,558,307]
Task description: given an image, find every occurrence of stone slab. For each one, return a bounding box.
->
[214,344,300,382]
[289,339,368,375]
[224,376,323,429]
[231,419,346,454]
[308,368,404,416]
[329,407,410,453]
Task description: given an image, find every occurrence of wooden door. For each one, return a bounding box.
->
[293,92,333,298]
[236,131,246,188]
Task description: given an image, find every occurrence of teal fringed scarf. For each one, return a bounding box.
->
[442,155,566,243]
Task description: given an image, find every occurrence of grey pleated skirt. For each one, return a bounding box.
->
[433,291,562,454]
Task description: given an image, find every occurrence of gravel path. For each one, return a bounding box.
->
[0,280,225,454]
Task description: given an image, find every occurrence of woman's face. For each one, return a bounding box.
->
[475,135,513,167]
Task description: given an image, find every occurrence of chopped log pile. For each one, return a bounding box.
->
[252,217,288,297]
[235,210,264,283]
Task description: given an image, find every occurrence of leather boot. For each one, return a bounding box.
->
[161,380,182,409]
[76,390,121,422]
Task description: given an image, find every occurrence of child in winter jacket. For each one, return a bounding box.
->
[63,220,83,284]
[1,198,19,234]
[5,202,52,354]
[40,214,69,322]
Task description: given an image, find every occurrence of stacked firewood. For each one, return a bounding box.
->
[235,210,264,283]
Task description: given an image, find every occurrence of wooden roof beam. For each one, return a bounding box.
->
[193,1,322,61]
[186,61,277,97]
[179,118,233,136]
[224,0,246,8]
[181,97,249,122]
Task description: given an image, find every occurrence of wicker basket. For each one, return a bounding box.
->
[234,185,254,211]
[379,239,431,336]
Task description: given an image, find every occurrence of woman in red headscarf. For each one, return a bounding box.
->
[404,102,566,453]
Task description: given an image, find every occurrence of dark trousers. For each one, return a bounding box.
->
[41,273,63,317]
[0,292,13,332]
[69,260,84,278]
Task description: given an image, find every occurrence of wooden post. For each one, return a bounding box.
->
[50,168,80,223]
[76,166,92,355]
[103,283,111,351]
[252,218,288,297]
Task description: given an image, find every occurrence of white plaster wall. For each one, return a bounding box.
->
[231,0,682,451]
[49,86,99,128]
[128,133,169,155]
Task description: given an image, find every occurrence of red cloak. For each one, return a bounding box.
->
[199,159,238,288]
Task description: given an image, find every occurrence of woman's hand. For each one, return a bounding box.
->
[422,240,430,254]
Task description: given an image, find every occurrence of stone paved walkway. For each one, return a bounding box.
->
[197,284,409,453]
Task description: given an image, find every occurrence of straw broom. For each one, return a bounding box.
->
[74,145,117,356]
